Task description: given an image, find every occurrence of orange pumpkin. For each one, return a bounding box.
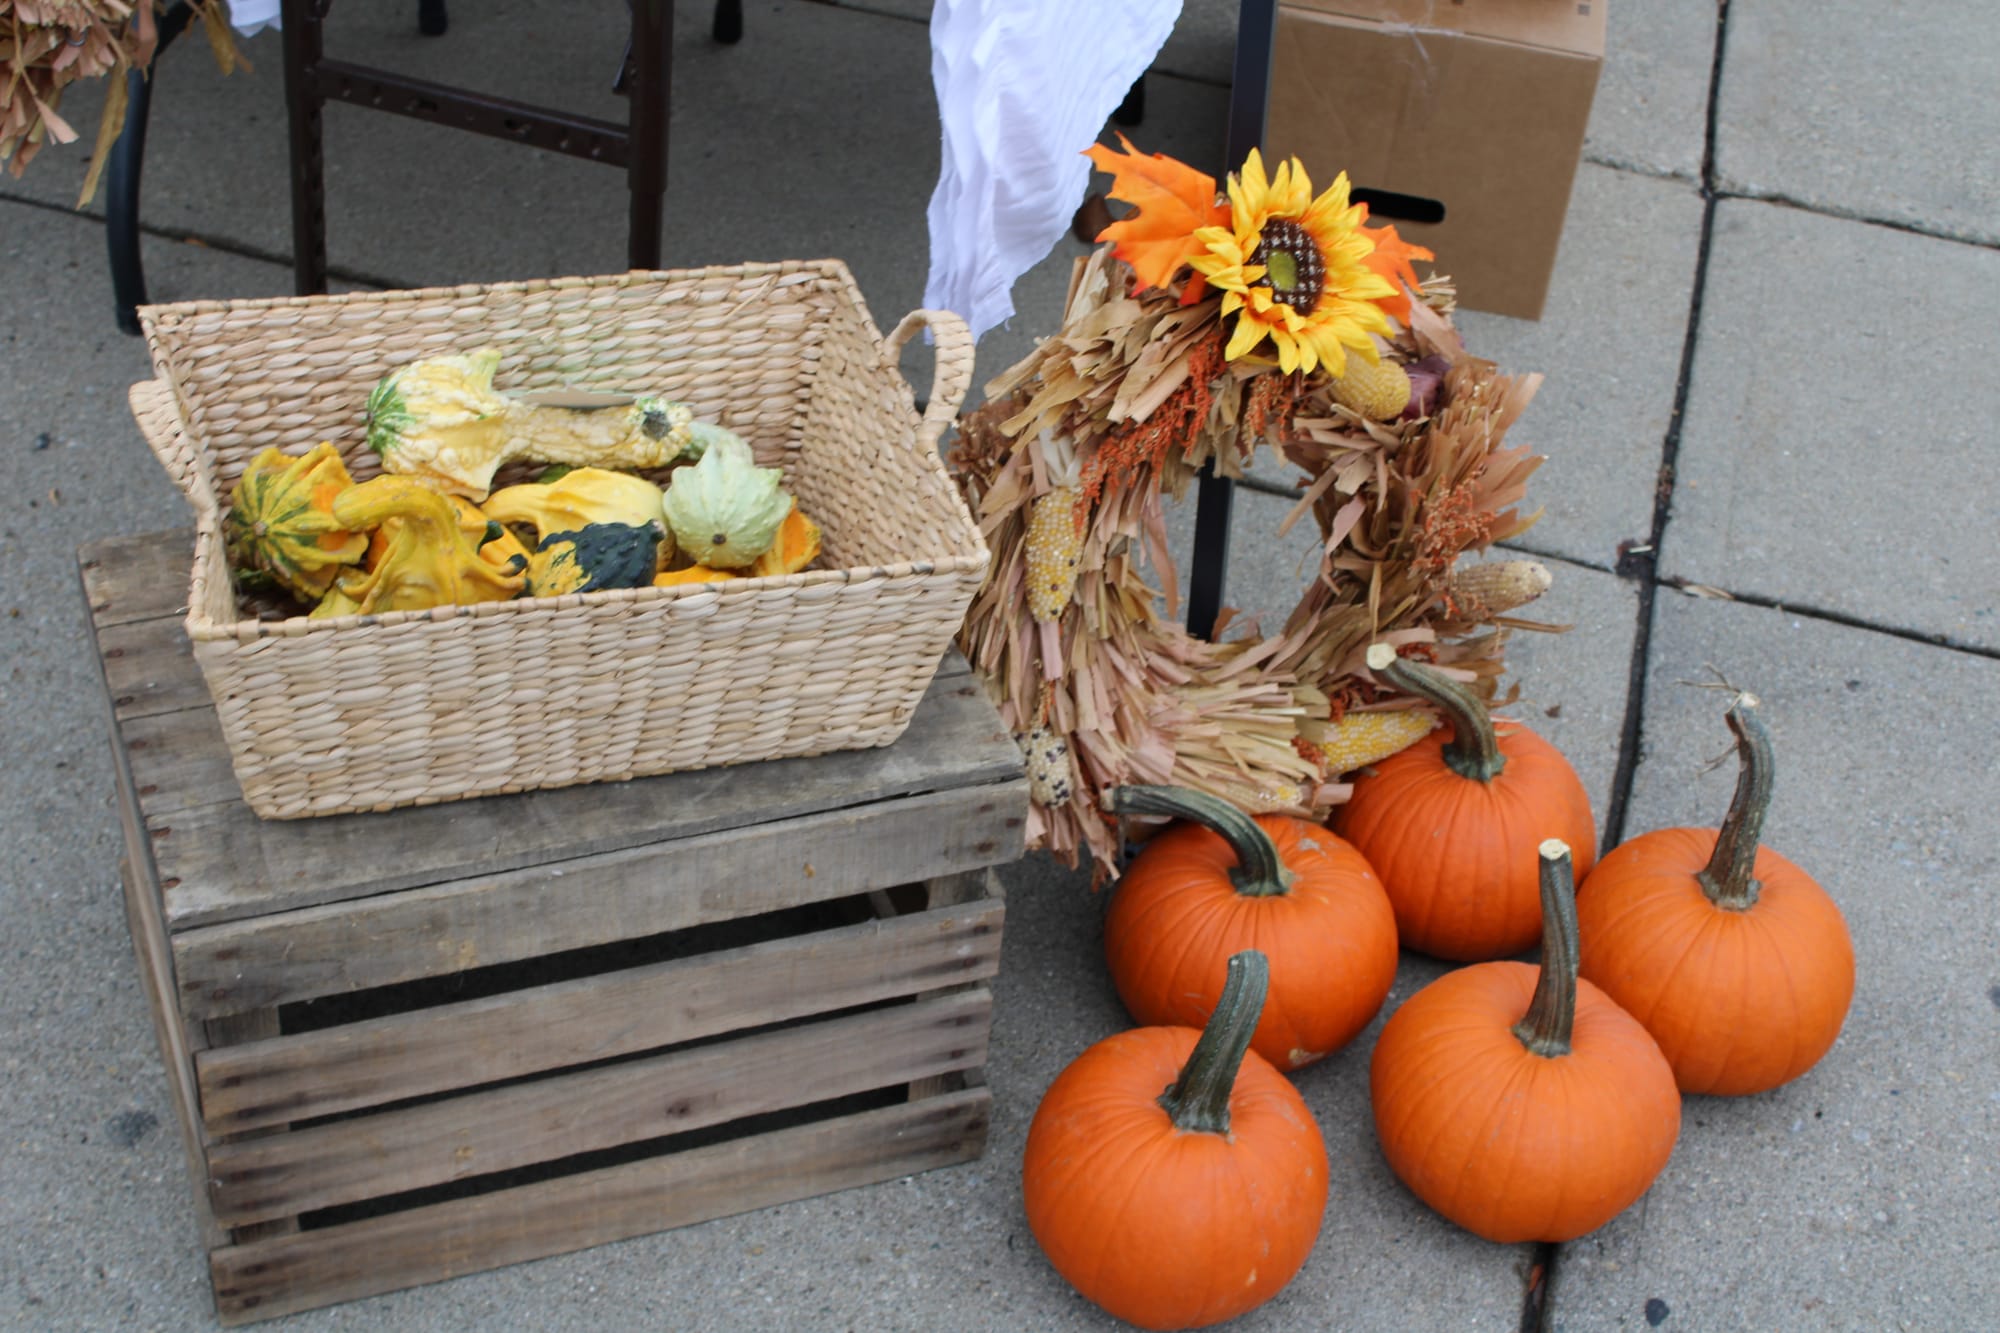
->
[1105,785,1398,1070]
[1339,644,1597,960]
[1577,698,1853,1095]
[1023,951,1327,1330]
[1370,840,1680,1242]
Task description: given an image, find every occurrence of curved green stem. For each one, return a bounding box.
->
[1695,698,1772,911]
[1366,643,1505,782]
[1159,950,1270,1135]
[1108,785,1295,897]
[1512,840,1578,1058]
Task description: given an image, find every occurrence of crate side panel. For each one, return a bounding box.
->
[195,896,1004,1135]
[173,776,1020,1018]
[207,989,991,1227]
[208,1087,988,1324]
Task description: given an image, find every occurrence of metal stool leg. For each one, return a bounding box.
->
[106,2,195,335]
[281,0,332,295]
[713,0,743,44]
[418,0,447,36]
[1113,74,1146,127]
[626,0,672,270]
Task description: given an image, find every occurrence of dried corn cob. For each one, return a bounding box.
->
[1445,559,1552,619]
[1019,725,1074,806]
[1332,355,1412,420]
[1025,486,1082,622]
[1319,710,1437,775]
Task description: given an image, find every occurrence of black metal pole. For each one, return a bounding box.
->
[281,0,332,295]
[626,0,672,270]
[1186,0,1278,641]
[106,2,194,334]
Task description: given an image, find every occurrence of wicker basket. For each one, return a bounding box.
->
[133,261,988,820]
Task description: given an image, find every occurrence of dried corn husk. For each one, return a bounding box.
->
[1,2,240,203]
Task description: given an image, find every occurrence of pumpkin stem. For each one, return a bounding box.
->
[1158,950,1270,1135]
[1512,840,1579,1058]
[1366,644,1505,782]
[1696,698,1771,911]
[1107,786,1296,897]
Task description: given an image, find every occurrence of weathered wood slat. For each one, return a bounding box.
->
[209,1088,990,1325]
[196,896,1004,1135]
[79,530,196,627]
[118,860,228,1254]
[201,1008,299,1243]
[96,615,205,719]
[117,705,241,816]
[147,670,1013,929]
[173,781,1020,1018]
[907,870,1003,1103]
[208,990,991,1228]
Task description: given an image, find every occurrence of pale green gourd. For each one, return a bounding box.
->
[661,434,792,569]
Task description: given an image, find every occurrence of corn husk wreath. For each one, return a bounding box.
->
[951,137,1556,878]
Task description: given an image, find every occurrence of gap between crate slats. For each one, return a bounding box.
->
[196,893,1004,1136]
[206,988,992,1228]
[209,1087,990,1325]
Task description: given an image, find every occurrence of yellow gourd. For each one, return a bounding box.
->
[311,477,526,617]
[223,443,368,601]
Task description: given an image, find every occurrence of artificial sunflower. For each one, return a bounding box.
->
[1189,150,1400,376]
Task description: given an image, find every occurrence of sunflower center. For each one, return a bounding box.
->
[1250,219,1325,312]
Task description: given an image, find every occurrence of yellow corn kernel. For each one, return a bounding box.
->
[1319,709,1437,775]
[1332,355,1412,420]
[1025,487,1082,622]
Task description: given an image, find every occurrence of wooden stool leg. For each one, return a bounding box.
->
[281,0,331,295]
[626,0,673,271]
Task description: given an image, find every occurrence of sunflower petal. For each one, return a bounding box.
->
[1226,315,1269,362]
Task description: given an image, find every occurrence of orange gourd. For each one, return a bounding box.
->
[1105,785,1398,1070]
[1370,841,1680,1242]
[1023,951,1327,1330]
[1339,644,1597,960]
[1576,698,1854,1095]
[750,502,822,577]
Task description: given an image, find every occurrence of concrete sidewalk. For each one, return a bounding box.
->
[1,1,1994,1329]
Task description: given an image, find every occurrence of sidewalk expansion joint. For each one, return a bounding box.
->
[1712,188,2000,253]
[1656,581,2000,660]
[0,189,403,297]
[1535,2,1731,1330]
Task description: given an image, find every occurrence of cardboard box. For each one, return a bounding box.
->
[1267,0,1606,320]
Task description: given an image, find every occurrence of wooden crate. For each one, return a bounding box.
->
[82,530,1025,1325]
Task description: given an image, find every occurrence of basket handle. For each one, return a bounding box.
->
[883,308,975,451]
[129,379,222,522]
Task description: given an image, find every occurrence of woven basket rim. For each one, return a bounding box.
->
[137,258,870,331]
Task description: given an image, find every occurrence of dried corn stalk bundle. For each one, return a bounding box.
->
[1,1,239,204]
[951,147,1559,878]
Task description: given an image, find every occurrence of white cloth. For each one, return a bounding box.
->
[226,0,282,36]
[923,0,1182,341]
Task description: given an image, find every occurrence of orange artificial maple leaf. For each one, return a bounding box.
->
[1082,134,1229,297]
[1359,222,1435,323]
